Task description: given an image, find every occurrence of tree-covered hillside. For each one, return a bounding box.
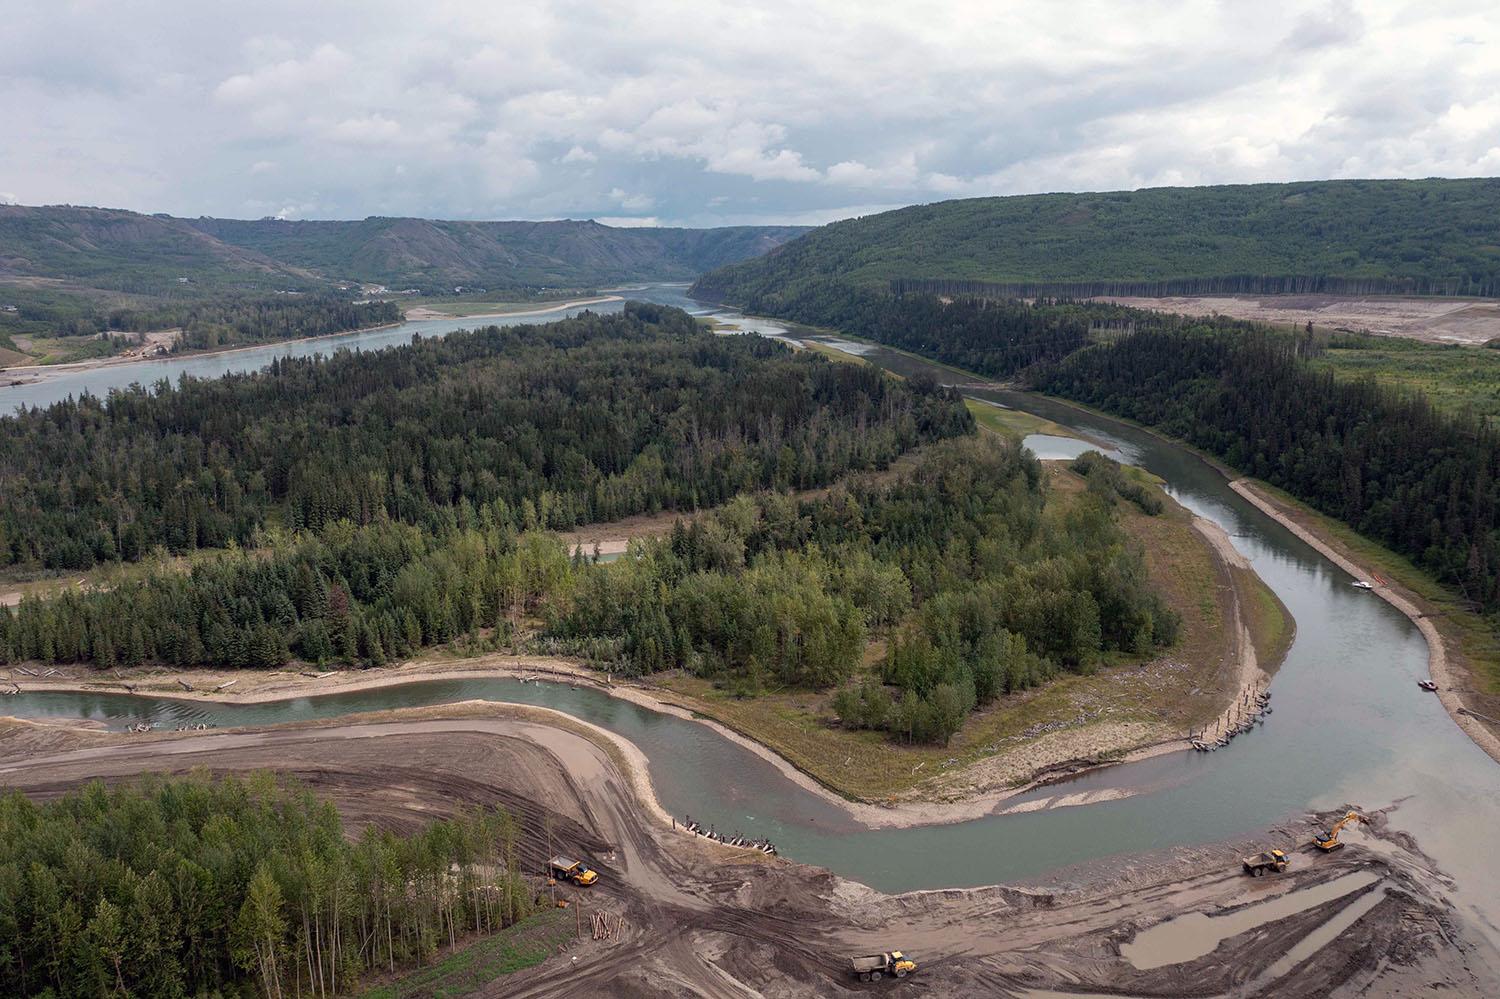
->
[0,204,804,299]
[0,205,310,296]
[693,178,1500,304]
[188,216,808,292]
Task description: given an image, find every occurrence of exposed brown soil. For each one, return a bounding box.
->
[1098,294,1500,345]
[0,705,1489,998]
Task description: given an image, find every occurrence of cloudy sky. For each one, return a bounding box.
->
[2,0,1497,226]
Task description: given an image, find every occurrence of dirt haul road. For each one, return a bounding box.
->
[1,704,1492,998]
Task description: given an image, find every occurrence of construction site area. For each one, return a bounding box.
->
[2,701,1492,998]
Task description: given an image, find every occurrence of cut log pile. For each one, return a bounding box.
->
[590,910,625,941]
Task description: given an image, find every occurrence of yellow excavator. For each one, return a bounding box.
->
[1313,811,1368,851]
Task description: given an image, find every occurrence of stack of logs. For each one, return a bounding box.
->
[678,816,777,855]
[591,910,625,941]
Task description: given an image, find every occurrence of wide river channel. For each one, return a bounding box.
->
[3,285,1498,937]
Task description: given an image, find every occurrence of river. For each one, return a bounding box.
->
[3,285,1498,942]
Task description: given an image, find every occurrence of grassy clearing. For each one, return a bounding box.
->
[359,907,571,999]
[653,460,1249,802]
[7,333,120,366]
[966,397,1077,441]
[1311,337,1500,424]
[1239,566,1295,676]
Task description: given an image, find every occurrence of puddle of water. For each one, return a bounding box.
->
[1256,885,1388,983]
[1013,882,1389,998]
[1120,870,1379,970]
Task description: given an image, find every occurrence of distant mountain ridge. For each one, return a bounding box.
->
[186,216,807,290]
[692,177,1500,305]
[0,204,312,296]
[0,204,808,295]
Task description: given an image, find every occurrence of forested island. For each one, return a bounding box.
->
[0,303,1188,747]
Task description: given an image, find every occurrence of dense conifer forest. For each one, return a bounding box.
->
[0,774,536,998]
[552,437,1177,744]
[0,303,969,571]
[0,308,1179,745]
[1037,325,1500,614]
[698,275,1500,620]
[0,303,999,676]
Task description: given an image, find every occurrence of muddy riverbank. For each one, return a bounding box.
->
[0,704,1487,997]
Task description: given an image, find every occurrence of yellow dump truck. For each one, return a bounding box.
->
[850,951,916,982]
[1242,849,1289,876]
[548,856,598,886]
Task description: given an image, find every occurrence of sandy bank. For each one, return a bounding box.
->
[403,295,622,321]
[1230,478,1500,767]
[8,654,1195,830]
[1190,515,1273,745]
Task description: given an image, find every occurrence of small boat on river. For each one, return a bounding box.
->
[1418,679,1438,692]
[1352,580,1374,590]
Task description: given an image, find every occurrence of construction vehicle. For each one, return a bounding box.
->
[1313,811,1368,851]
[547,856,598,886]
[1242,849,1289,876]
[850,951,916,982]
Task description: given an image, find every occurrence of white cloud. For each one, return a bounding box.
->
[0,1,1495,224]
[214,43,353,104]
[595,216,661,227]
[608,187,654,211]
[329,115,404,145]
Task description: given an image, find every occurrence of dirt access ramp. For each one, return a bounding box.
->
[1099,294,1500,345]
